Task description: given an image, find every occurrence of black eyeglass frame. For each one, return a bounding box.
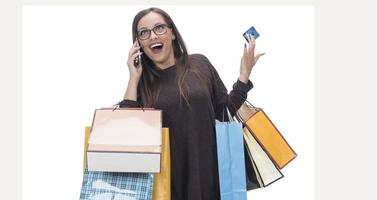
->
[137,24,172,40]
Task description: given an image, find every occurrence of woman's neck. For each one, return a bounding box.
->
[154,54,176,69]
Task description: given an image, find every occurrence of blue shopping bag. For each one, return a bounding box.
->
[216,121,247,200]
[79,169,153,200]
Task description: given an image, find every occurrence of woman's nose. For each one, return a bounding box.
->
[149,30,159,40]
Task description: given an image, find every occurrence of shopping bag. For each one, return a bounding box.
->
[244,144,261,190]
[152,128,171,200]
[243,127,284,189]
[79,169,153,200]
[83,126,91,172]
[216,119,247,200]
[87,108,162,173]
[237,102,297,169]
[83,127,170,200]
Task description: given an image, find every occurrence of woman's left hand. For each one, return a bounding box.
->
[239,34,265,83]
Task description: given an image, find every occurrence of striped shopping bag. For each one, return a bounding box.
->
[79,170,153,200]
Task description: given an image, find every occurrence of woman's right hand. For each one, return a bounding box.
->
[127,41,144,81]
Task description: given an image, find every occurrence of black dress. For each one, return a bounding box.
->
[119,54,253,200]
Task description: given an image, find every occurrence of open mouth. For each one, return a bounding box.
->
[149,43,164,54]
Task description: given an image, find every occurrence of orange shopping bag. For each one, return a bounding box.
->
[237,102,297,169]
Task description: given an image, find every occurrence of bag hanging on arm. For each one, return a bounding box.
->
[152,128,171,200]
[215,107,247,200]
[235,103,284,190]
[80,126,154,200]
[82,126,171,200]
[237,101,297,169]
[87,108,162,173]
[242,126,284,189]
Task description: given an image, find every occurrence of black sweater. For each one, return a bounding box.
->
[119,54,253,200]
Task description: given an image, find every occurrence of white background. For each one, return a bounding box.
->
[22,5,313,200]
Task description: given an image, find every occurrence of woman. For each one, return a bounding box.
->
[119,7,264,200]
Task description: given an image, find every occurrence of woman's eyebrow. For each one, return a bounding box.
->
[137,26,147,30]
[138,22,163,30]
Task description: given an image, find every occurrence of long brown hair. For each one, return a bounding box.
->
[132,7,191,107]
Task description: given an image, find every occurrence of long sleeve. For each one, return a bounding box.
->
[200,54,253,121]
[118,99,142,108]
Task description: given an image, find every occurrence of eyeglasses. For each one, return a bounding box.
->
[137,24,172,40]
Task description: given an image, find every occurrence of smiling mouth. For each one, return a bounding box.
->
[149,43,164,54]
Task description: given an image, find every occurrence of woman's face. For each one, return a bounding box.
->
[137,12,176,68]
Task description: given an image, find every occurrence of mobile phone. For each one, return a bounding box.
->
[133,41,142,67]
[243,26,259,41]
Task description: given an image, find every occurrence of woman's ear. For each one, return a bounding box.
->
[172,34,176,40]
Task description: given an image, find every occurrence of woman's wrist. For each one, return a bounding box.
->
[238,74,250,83]
[124,77,140,100]
[129,77,140,84]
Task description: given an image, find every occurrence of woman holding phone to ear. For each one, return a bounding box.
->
[119,7,264,200]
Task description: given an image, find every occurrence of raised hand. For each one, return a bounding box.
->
[127,41,144,81]
[239,34,265,83]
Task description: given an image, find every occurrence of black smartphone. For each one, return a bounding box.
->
[133,41,142,67]
[243,26,260,42]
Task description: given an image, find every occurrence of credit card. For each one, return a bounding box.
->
[243,26,259,41]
